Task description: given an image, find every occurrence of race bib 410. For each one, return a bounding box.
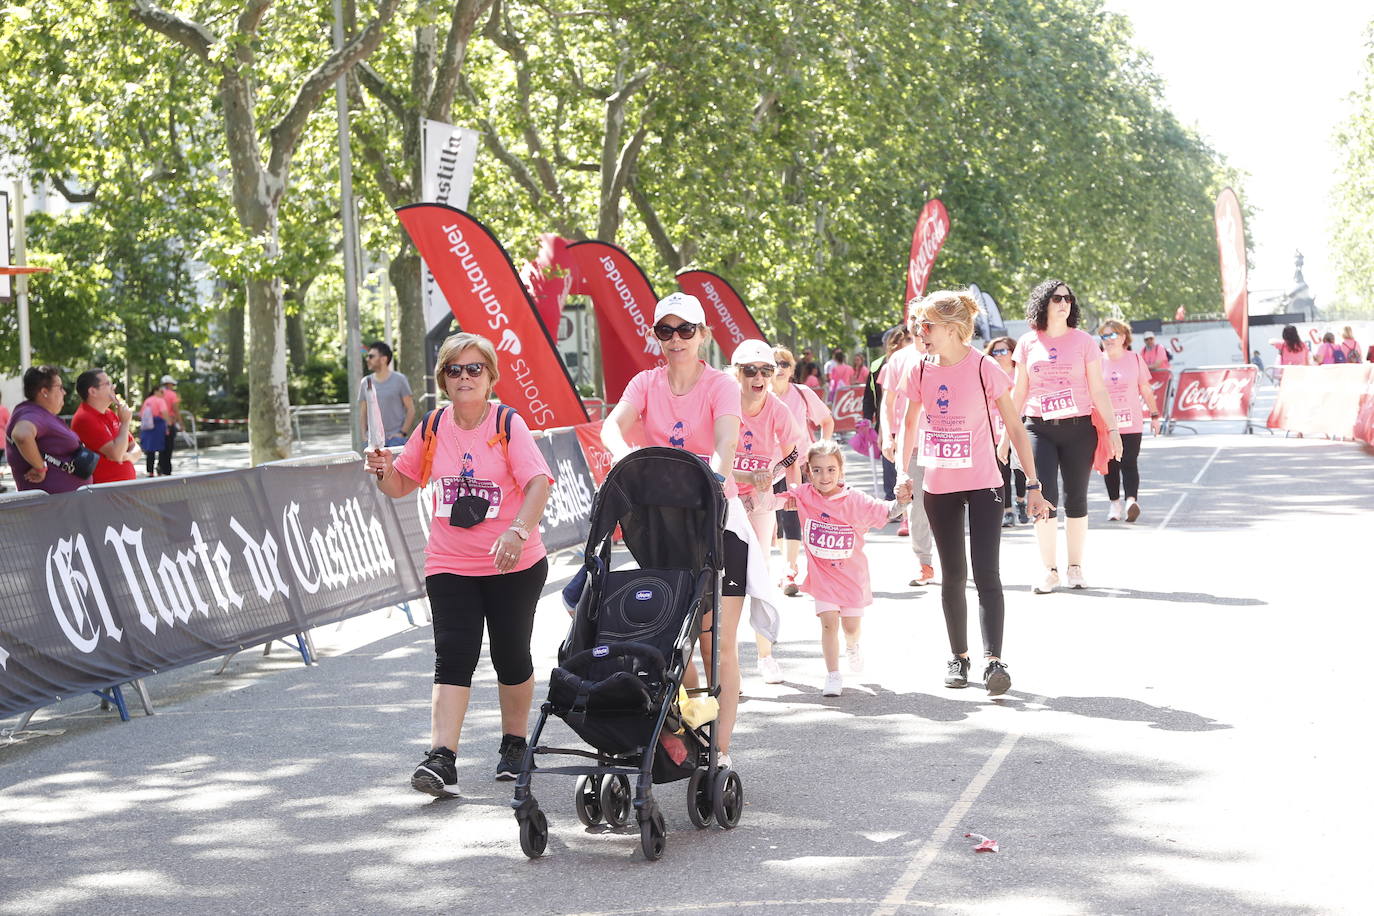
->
[437,476,503,519]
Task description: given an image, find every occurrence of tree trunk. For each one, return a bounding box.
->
[246,269,292,463]
[391,248,429,409]
[225,291,245,386]
[285,306,308,373]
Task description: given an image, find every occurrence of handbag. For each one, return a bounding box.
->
[44,445,101,480]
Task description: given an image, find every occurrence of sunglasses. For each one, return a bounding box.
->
[738,365,776,378]
[776,360,793,368]
[1051,293,1076,305]
[1099,332,1120,340]
[653,322,699,341]
[443,362,487,379]
[918,320,940,334]
[991,348,1010,356]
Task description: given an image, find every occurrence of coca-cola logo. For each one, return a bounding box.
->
[1175,377,1251,416]
[833,385,863,422]
[908,201,950,298]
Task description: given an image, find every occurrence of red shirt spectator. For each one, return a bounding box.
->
[72,402,137,483]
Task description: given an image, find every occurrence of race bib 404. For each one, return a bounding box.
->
[1040,388,1078,419]
[437,476,503,519]
[918,429,973,469]
[805,519,855,560]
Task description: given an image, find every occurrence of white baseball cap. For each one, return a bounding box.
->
[731,339,776,368]
[160,374,177,385]
[654,292,706,327]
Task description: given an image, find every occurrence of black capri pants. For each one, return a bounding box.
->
[1103,432,1143,501]
[773,478,801,540]
[924,487,1006,658]
[1026,416,1097,519]
[426,557,549,687]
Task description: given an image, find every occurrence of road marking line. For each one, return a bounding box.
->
[1191,446,1223,484]
[1157,446,1222,531]
[1157,493,1188,531]
[873,696,1045,916]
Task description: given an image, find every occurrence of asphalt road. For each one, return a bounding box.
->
[2,423,1369,915]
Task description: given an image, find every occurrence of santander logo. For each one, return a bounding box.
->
[497,328,522,355]
[598,255,660,356]
[698,280,744,348]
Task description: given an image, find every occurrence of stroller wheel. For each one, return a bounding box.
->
[573,775,603,827]
[519,805,549,858]
[639,805,667,861]
[600,774,632,828]
[712,768,744,829]
[687,766,714,828]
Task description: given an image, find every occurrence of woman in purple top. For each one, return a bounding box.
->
[5,366,90,494]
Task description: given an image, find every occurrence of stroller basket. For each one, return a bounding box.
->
[548,642,668,755]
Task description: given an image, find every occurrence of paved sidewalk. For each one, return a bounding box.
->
[2,430,1369,914]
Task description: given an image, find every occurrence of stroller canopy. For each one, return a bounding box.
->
[587,447,726,572]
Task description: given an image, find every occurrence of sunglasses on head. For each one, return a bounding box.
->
[1100,332,1120,340]
[443,362,487,379]
[738,364,775,378]
[1051,293,1076,305]
[991,347,1010,356]
[653,322,699,341]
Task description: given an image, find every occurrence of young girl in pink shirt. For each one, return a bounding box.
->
[786,439,911,696]
[896,290,1050,696]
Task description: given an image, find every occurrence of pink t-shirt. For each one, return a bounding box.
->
[878,343,921,430]
[779,383,830,454]
[897,348,1010,494]
[790,483,892,608]
[620,363,742,499]
[827,363,855,394]
[1273,341,1310,366]
[1014,328,1099,419]
[1102,350,1151,434]
[393,404,554,577]
[735,393,801,496]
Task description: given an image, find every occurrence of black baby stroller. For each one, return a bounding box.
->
[512,447,744,860]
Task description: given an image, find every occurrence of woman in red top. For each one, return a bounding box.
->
[367,332,554,799]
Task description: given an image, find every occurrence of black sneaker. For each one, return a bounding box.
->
[411,747,459,798]
[984,660,1011,697]
[1016,501,1029,525]
[944,656,971,688]
[495,733,527,781]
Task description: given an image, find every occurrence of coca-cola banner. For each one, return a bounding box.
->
[1266,365,1374,440]
[1214,188,1249,357]
[1169,366,1257,422]
[831,384,865,434]
[0,463,427,719]
[568,241,663,401]
[675,270,766,354]
[396,204,588,430]
[905,198,950,321]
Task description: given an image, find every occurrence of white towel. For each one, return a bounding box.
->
[724,497,783,644]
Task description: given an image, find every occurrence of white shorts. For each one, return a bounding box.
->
[814,600,864,618]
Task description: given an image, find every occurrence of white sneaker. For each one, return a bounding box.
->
[1065,564,1087,589]
[1033,567,1059,594]
[846,643,865,674]
[717,752,733,771]
[1125,499,1141,523]
[1107,500,1122,521]
[758,654,783,684]
[822,671,843,696]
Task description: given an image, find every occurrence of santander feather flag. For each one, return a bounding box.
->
[675,269,766,354]
[396,204,588,429]
[567,240,663,401]
[905,198,950,321]
[1214,188,1249,357]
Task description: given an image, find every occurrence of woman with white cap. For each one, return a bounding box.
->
[602,293,774,770]
[729,339,802,684]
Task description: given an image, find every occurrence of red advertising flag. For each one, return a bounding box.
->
[1214,188,1249,357]
[1148,369,1173,419]
[568,240,663,401]
[831,384,865,433]
[573,421,616,487]
[1168,366,1257,422]
[675,270,766,355]
[395,204,589,430]
[905,198,950,321]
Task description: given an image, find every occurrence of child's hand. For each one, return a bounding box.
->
[895,479,914,503]
[782,495,798,512]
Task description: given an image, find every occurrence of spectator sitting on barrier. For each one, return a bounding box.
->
[366,332,554,800]
[1270,325,1311,368]
[139,386,169,477]
[5,366,95,494]
[71,369,138,484]
[359,340,416,448]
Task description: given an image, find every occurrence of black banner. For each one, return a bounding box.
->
[0,462,427,718]
[534,428,595,554]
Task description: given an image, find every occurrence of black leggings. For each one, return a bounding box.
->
[426,557,548,687]
[999,461,1026,506]
[1027,418,1096,519]
[924,488,1005,658]
[1103,432,1143,501]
